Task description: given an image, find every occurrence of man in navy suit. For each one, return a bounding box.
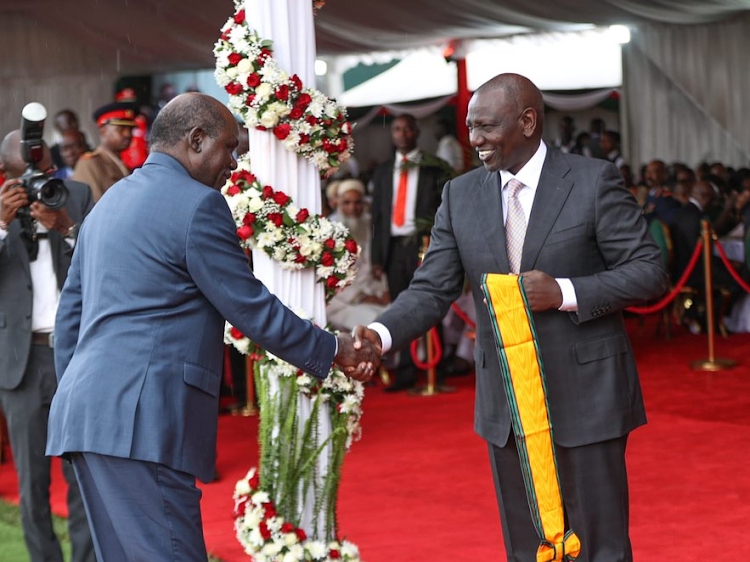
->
[355,74,667,561]
[46,93,377,562]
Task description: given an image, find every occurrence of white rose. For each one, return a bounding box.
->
[251,491,270,505]
[247,196,263,213]
[262,541,283,556]
[260,111,279,129]
[306,540,326,558]
[256,82,273,99]
[249,527,264,547]
[237,58,253,74]
[226,66,239,79]
[341,541,359,557]
[243,511,260,529]
[235,479,251,496]
[284,532,298,546]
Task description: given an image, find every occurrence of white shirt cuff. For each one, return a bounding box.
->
[367,322,392,354]
[0,228,7,241]
[556,278,578,311]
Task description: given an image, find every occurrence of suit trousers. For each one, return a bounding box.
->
[71,452,208,562]
[489,435,632,562]
[0,343,95,562]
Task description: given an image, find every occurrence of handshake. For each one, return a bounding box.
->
[333,326,383,382]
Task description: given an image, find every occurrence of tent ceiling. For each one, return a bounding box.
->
[1,0,749,76]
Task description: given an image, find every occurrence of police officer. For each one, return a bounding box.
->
[72,102,135,202]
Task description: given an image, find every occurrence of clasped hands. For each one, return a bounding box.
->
[334,328,383,383]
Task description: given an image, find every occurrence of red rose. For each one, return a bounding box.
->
[273,124,291,140]
[330,550,341,559]
[234,9,246,24]
[290,74,303,91]
[281,522,294,534]
[326,276,339,289]
[305,115,318,126]
[246,94,256,106]
[263,502,276,519]
[322,139,337,153]
[338,138,348,152]
[289,107,304,120]
[295,528,307,542]
[273,191,290,206]
[296,93,312,109]
[299,133,310,145]
[345,239,358,253]
[228,52,242,66]
[246,73,261,88]
[248,473,260,489]
[226,185,241,196]
[243,212,256,225]
[324,238,335,249]
[267,213,283,227]
[234,497,249,517]
[259,522,271,541]
[294,253,306,264]
[296,208,309,222]
[225,82,243,95]
[262,185,274,199]
[321,252,334,266]
[230,327,245,339]
[237,225,253,240]
[275,84,289,101]
[258,48,272,66]
[238,170,256,183]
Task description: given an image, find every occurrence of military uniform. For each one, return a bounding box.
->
[72,147,131,202]
[72,102,135,202]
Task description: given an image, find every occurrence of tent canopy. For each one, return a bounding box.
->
[1,0,748,78]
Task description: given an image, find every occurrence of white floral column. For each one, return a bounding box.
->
[244,0,331,538]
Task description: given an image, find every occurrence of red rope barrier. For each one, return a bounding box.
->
[450,302,476,330]
[714,239,750,294]
[410,327,443,369]
[626,238,704,314]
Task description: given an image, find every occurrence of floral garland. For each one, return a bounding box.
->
[222,155,359,303]
[224,320,364,450]
[214,1,354,177]
[234,468,361,562]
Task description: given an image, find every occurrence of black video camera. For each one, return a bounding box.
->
[18,102,68,213]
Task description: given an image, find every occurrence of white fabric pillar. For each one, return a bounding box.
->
[243,0,332,538]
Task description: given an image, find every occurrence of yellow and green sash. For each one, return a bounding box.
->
[481,273,581,562]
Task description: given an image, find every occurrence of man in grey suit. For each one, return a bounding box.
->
[0,131,95,562]
[46,93,377,562]
[354,74,668,561]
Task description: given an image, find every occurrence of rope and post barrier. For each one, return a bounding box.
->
[408,236,455,396]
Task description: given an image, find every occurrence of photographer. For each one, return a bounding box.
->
[0,128,95,562]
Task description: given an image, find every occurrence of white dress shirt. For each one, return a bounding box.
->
[390,148,422,237]
[370,141,578,353]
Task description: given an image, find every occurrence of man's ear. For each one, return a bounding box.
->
[188,127,204,153]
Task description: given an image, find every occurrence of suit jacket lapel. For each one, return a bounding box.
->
[521,149,574,272]
[472,169,510,273]
[381,158,395,233]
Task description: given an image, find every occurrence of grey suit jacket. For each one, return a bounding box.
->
[0,180,93,390]
[377,148,668,448]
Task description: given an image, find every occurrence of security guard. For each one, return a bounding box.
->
[72,102,135,202]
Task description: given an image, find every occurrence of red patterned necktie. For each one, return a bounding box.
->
[393,157,409,227]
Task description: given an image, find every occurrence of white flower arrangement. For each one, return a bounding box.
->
[214,1,354,177]
[234,469,361,562]
[222,155,360,302]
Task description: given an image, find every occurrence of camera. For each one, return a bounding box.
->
[18,102,68,212]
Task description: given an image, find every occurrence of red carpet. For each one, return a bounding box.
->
[2,318,749,561]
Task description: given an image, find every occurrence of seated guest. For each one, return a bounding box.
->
[643,159,682,225]
[599,130,626,169]
[53,130,86,180]
[327,179,389,332]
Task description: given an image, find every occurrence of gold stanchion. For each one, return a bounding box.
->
[690,220,736,371]
[232,353,259,416]
[408,235,456,396]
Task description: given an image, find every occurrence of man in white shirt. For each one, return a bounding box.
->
[354,73,667,561]
[370,114,447,390]
[0,131,95,562]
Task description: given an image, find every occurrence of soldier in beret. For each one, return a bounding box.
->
[72,102,135,202]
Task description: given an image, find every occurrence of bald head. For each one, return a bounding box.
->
[0,130,52,177]
[150,93,239,190]
[467,73,544,174]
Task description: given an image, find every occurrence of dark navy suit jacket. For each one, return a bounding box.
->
[47,152,335,482]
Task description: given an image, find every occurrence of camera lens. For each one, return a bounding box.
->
[30,176,68,210]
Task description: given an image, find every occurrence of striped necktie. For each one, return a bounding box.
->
[505,178,526,274]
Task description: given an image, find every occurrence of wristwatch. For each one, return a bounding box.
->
[64,222,79,239]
